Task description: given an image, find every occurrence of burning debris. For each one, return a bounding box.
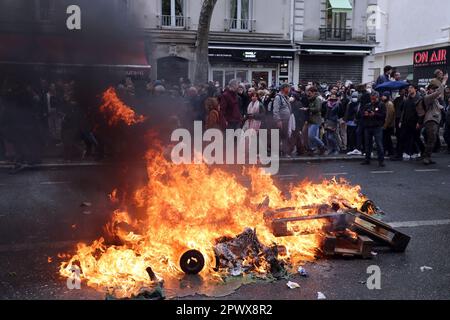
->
[265,199,410,258]
[58,88,411,299]
[214,228,286,279]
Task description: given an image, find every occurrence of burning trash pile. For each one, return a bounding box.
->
[58,88,410,299]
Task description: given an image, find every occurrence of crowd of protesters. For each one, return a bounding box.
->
[189,66,449,167]
[1,65,450,170]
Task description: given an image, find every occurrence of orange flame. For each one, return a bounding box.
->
[60,147,368,298]
[99,87,145,126]
[59,89,369,298]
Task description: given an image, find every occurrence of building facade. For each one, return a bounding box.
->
[0,0,378,87]
[374,0,450,85]
[293,0,377,85]
[0,0,150,83]
[137,0,378,87]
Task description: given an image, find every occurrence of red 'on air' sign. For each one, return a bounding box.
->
[414,48,447,67]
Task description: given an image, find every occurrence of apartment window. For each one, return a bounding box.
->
[230,0,252,30]
[37,0,53,21]
[161,0,185,27]
[322,0,353,41]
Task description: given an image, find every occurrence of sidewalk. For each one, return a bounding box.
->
[0,154,366,171]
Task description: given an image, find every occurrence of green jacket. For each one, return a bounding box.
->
[308,96,323,125]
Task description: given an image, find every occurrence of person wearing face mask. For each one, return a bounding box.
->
[345,92,362,155]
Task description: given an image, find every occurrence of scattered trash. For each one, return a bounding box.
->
[317,292,327,300]
[8,272,17,277]
[420,266,433,272]
[214,228,285,278]
[81,202,92,207]
[83,211,92,215]
[359,280,366,284]
[298,266,308,277]
[230,267,243,277]
[287,281,300,289]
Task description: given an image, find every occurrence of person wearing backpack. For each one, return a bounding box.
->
[417,73,448,165]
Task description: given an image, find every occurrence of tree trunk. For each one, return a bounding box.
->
[194,0,217,85]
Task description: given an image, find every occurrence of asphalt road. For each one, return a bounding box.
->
[0,155,449,300]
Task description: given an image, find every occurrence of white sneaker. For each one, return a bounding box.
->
[411,153,421,160]
[347,149,362,156]
[403,153,411,160]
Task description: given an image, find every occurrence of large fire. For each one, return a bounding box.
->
[59,89,369,298]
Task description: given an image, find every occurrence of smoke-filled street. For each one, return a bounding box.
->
[1,157,449,300]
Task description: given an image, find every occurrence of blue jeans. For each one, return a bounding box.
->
[326,130,339,153]
[364,127,384,163]
[308,124,325,150]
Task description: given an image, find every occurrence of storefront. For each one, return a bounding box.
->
[208,46,296,87]
[298,45,373,85]
[0,33,151,83]
[413,46,449,87]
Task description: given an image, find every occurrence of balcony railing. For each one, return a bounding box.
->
[319,28,353,41]
[224,18,256,32]
[157,15,190,29]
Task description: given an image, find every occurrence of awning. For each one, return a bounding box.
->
[0,34,150,69]
[328,0,352,13]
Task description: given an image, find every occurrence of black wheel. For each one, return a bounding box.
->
[179,250,205,275]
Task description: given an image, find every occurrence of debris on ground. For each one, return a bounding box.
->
[214,228,286,279]
[287,281,300,289]
[420,266,433,272]
[298,266,308,277]
[80,202,92,207]
[317,292,327,300]
[265,199,411,259]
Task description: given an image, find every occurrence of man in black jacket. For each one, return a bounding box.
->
[392,85,423,161]
[360,91,387,167]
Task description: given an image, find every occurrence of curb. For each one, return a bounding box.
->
[1,156,366,170]
[279,155,365,163]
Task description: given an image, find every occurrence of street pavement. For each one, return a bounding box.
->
[0,154,449,300]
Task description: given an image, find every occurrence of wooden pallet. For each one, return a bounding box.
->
[322,235,374,259]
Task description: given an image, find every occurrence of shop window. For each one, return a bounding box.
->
[157,56,189,86]
[212,70,224,87]
[161,0,185,27]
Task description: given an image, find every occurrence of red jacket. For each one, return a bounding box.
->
[220,89,242,123]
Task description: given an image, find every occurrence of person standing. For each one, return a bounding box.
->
[417,73,448,165]
[306,87,326,156]
[220,79,243,130]
[346,92,362,155]
[393,88,406,157]
[382,92,395,156]
[273,83,292,157]
[324,94,340,155]
[392,85,421,161]
[376,66,393,86]
[444,97,450,154]
[360,91,387,167]
[337,91,348,153]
